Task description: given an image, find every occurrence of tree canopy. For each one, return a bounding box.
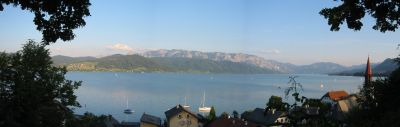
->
[0,40,82,127]
[320,0,400,32]
[266,95,288,111]
[208,106,216,120]
[0,0,91,44]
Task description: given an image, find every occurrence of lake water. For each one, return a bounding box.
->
[66,72,363,122]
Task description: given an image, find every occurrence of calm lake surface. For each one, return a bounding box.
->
[67,72,363,122]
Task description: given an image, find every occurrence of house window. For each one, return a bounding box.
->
[187,114,190,118]
[178,115,182,119]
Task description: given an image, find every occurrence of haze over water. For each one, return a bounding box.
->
[67,72,362,122]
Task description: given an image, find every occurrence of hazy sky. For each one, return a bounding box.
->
[1,0,399,66]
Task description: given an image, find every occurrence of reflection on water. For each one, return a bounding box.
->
[67,72,362,122]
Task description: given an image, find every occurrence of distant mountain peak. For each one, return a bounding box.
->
[139,49,293,72]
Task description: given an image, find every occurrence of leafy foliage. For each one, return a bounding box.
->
[65,112,111,127]
[232,110,239,119]
[0,0,91,44]
[0,40,81,127]
[208,106,216,121]
[285,76,307,107]
[320,0,400,32]
[265,95,289,111]
[220,112,229,119]
[282,76,310,126]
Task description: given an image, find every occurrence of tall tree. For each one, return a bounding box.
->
[0,40,82,127]
[0,0,91,44]
[208,106,216,121]
[320,0,400,32]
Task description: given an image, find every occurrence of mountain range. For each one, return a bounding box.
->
[52,49,399,74]
[332,58,398,76]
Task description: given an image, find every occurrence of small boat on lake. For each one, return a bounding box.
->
[123,99,134,114]
[199,92,211,113]
[124,109,134,114]
[183,96,190,109]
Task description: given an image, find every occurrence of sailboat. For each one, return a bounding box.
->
[198,92,211,113]
[183,97,190,109]
[123,99,134,114]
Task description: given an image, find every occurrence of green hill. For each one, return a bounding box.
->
[52,54,278,74]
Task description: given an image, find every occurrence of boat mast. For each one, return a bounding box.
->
[126,97,129,109]
[184,96,187,106]
[202,91,206,107]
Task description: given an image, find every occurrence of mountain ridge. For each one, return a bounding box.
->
[51,49,398,74]
[52,54,279,74]
[332,58,398,76]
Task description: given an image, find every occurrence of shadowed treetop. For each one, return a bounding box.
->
[0,0,91,44]
[320,0,400,32]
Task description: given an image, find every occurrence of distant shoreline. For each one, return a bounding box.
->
[65,70,281,74]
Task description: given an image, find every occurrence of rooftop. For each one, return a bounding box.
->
[243,108,286,126]
[322,90,349,101]
[140,113,161,126]
[165,104,198,120]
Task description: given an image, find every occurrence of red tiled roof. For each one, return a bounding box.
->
[325,91,349,101]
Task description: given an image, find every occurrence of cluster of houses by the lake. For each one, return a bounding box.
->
[80,89,358,127]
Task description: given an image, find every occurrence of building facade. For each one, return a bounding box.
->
[165,105,200,127]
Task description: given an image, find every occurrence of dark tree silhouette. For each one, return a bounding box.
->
[265,95,289,111]
[65,112,110,127]
[208,106,216,121]
[0,40,81,127]
[232,110,239,118]
[346,57,400,126]
[285,76,306,107]
[284,76,307,126]
[220,112,229,119]
[320,0,400,32]
[0,0,91,44]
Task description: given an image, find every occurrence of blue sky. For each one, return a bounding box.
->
[0,0,399,66]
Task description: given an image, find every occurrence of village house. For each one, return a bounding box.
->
[320,90,349,105]
[165,105,200,127]
[332,94,359,121]
[336,94,358,113]
[140,113,161,127]
[242,108,289,127]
